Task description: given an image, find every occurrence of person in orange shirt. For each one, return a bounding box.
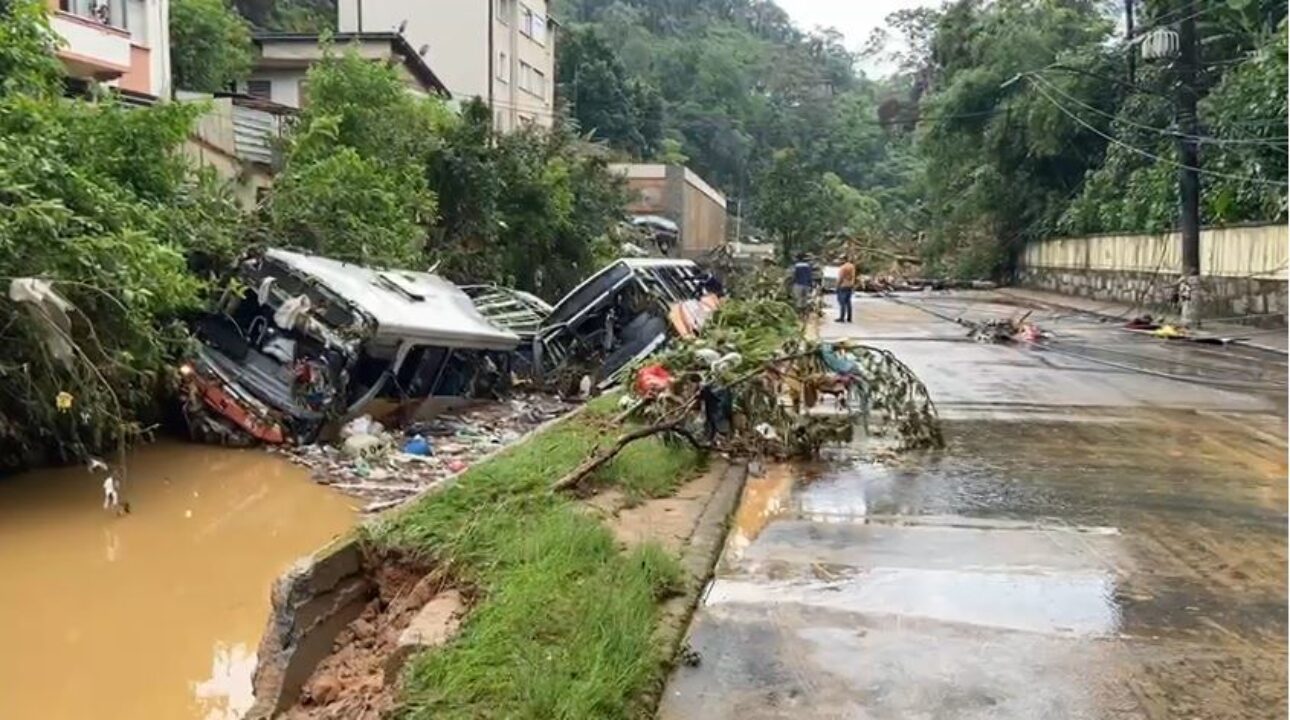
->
[835,256,856,323]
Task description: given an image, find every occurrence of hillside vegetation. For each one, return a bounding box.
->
[555,0,1287,276]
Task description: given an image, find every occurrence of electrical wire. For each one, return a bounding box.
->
[1029,72,1289,147]
[1028,79,1289,186]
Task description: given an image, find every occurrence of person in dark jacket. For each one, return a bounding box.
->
[790,254,813,310]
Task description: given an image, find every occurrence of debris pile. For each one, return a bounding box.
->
[276,394,574,512]
[623,299,942,460]
[963,311,1047,344]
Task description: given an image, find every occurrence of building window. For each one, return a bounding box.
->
[520,4,545,44]
[533,69,545,100]
[530,8,547,45]
[246,80,272,100]
[497,52,508,82]
[496,0,510,24]
[518,61,532,95]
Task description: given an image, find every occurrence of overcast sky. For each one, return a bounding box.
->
[775,0,942,77]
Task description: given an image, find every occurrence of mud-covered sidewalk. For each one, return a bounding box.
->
[661,291,1288,719]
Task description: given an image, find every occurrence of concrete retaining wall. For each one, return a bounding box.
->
[245,537,374,719]
[1018,224,1288,323]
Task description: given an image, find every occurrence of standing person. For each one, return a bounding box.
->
[836,255,856,323]
[791,254,813,311]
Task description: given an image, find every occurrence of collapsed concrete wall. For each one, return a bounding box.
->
[245,537,374,719]
[1018,224,1288,324]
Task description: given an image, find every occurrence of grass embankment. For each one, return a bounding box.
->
[365,395,705,719]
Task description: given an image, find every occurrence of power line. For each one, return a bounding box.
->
[1027,79,1289,187]
[1030,72,1289,147]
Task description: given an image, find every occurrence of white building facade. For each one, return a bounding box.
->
[48,0,172,98]
[337,0,555,130]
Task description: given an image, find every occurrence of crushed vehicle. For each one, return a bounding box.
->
[532,258,721,390]
[179,249,520,445]
[626,215,680,256]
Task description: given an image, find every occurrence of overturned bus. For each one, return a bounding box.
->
[179,249,519,445]
[529,258,719,390]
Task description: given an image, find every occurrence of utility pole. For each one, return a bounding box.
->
[1176,0,1202,326]
[1124,0,1136,84]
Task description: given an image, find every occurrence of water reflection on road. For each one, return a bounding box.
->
[0,441,355,720]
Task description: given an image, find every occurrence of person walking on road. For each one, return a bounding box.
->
[791,254,813,311]
[836,256,856,323]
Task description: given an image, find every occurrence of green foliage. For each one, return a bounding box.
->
[264,47,443,267]
[1197,19,1289,224]
[752,149,841,263]
[170,0,253,92]
[0,0,62,98]
[556,26,662,157]
[427,100,627,300]
[231,0,334,31]
[0,1,228,467]
[367,401,700,719]
[267,146,434,267]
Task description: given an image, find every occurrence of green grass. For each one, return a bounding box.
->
[366,393,703,720]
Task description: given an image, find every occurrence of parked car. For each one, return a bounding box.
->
[179,249,519,445]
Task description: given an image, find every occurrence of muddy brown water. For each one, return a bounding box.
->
[0,441,356,720]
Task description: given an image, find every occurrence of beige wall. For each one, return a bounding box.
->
[611,163,729,257]
[494,0,554,129]
[681,180,727,256]
[183,97,276,209]
[337,0,552,130]
[1022,224,1288,280]
[338,0,488,102]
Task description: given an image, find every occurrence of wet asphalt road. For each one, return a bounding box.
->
[659,292,1287,720]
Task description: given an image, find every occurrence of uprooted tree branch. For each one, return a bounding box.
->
[552,296,943,495]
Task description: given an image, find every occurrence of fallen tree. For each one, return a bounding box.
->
[551,294,944,495]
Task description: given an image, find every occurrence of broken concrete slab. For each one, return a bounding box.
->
[383,589,465,684]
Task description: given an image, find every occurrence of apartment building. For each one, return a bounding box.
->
[47,0,172,98]
[337,0,556,130]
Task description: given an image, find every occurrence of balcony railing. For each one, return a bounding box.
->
[57,0,125,29]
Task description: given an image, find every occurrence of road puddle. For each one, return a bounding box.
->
[0,441,356,720]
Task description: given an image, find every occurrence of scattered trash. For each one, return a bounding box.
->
[634,365,674,398]
[9,278,76,369]
[961,312,1048,344]
[277,394,575,511]
[402,435,432,456]
[753,423,779,440]
[1151,324,1187,339]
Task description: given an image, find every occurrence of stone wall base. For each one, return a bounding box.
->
[1017,268,1287,327]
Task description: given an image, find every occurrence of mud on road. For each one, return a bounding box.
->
[660,293,1287,720]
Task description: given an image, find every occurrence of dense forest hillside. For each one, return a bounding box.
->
[242,0,1287,276]
[554,0,1287,276]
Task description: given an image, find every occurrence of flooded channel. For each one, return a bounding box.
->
[0,441,356,720]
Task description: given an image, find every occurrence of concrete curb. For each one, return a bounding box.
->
[643,460,747,715]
